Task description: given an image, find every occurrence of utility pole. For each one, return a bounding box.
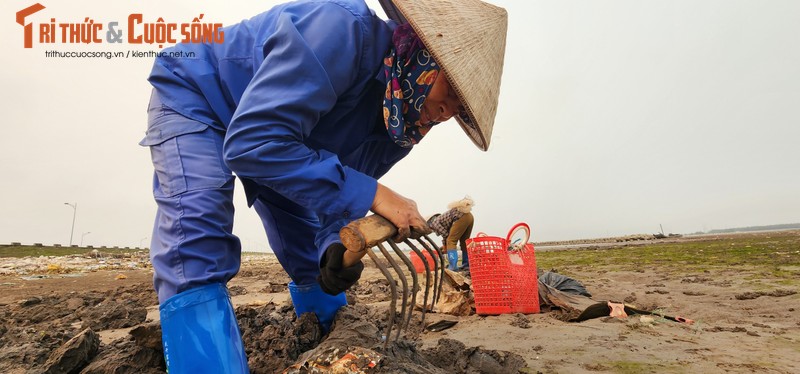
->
[64,202,77,246]
[81,232,91,247]
[659,224,665,236]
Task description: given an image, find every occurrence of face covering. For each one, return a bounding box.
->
[382,23,441,148]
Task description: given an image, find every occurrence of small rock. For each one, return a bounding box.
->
[130,321,163,350]
[19,297,42,307]
[228,285,247,296]
[65,297,84,310]
[40,328,99,374]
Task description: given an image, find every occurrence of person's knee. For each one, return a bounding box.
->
[445,234,460,250]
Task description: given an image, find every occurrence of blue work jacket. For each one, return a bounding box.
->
[144,0,411,251]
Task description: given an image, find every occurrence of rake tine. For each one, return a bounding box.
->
[377,242,408,342]
[421,235,446,306]
[405,239,431,324]
[389,240,419,330]
[366,249,395,350]
[415,236,441,309]
[435,242,446,305]
[413,238,437,310]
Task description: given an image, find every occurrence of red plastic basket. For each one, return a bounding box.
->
[466,223,540,315]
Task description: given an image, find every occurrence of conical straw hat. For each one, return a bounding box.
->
[379,0,508,151]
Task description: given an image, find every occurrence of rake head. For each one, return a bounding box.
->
[340,215,446,349]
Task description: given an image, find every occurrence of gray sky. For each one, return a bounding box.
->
[1,0,798,251]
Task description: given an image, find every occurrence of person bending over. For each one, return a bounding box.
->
[139,0,507,371]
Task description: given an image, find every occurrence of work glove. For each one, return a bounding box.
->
[318,243,364,295]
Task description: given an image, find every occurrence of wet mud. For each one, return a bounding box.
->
[0,282,524,373]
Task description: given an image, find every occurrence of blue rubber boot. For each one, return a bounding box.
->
[159,283,249,374]
[447,250,459,271]
[288,281,346,334]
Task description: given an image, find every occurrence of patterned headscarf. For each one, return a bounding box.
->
[382,23,441,148]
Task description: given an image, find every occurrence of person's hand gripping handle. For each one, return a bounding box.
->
[341,184,431,267]
[318,184,430,295]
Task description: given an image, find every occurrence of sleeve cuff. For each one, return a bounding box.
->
[315,168,377,264]
[329,167,376,220]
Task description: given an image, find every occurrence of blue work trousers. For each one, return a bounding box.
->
[142,91,323,303]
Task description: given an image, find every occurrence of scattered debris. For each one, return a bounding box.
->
[682,291,706,296]
[538,271,591,297]
[421,338,527,374]
[426,319,458,332]
[0,252,151,275]
[704,326,748,333]
[735,290,797,300]
[681,276,712,284]
[285,346,382,373]
[510,313,531,329]
[416,269,472,316]
[0,252,273,276]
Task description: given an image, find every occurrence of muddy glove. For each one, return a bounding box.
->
[318,243,364,295]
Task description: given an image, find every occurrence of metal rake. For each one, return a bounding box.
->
[339,214,446,349]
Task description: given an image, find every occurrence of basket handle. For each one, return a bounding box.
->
[506,223,530,251]
[467,232,489,249]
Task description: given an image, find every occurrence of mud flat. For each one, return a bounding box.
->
[0,231,798,373]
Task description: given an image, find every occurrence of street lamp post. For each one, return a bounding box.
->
[81,232,91,247]
[63,202,77,246]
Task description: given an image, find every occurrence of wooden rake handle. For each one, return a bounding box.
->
[340,215,398,268]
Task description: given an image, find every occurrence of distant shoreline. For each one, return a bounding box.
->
[534,227,800,249]
[4,224,798,256]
